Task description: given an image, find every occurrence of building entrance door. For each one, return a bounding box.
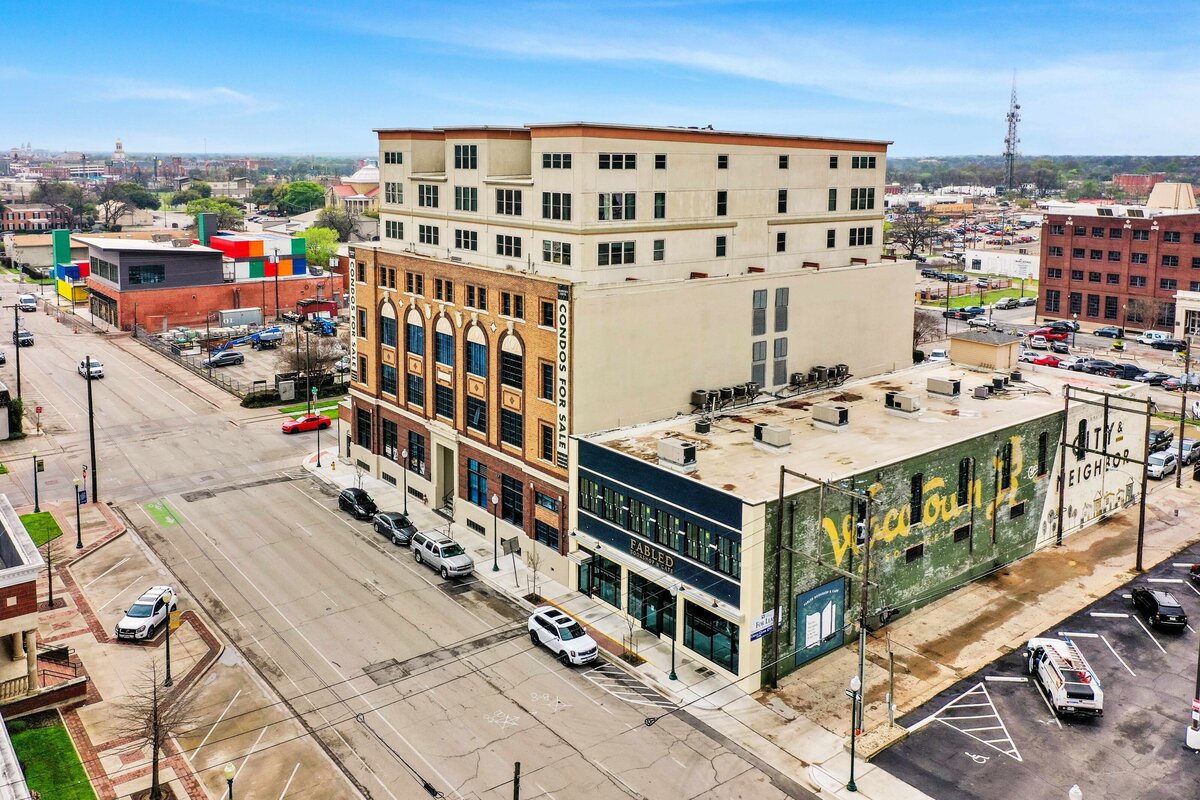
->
[434,443,456,515]
[628,573,675,638]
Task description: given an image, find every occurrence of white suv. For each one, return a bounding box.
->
[116,585,176,640]
[528,606,599,666]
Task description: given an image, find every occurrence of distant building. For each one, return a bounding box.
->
[325,162,380,214]
[207,176,252,200]
[113,138,126,163]
[0,204,71,233]
[1112,172,1165,198]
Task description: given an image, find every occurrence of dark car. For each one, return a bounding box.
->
[1050,340,1070,354]
[920,268,941,278]
[1148,428,1174,453]
[1093,326,1124,338]
[1083,359,1118,375]
[1131,587,1188,630]
[1017,296,1037,307]
[1102,364,1145,380]
[11,329,33,347]
[338,488,378,520]
[1134,371,1172,386]
[1151,337,1188,352]
[203,350,244,368]
[1191,564,1200,588]
[372,512,418,545]
[960,305,987,316]
[942,309,977,320]
[946,273,968,283]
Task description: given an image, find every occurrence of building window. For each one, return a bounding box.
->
[1050,224,1065,235]
[777,189,788,213]
[450,229,476,253]
[466,284,487,310]
[496,189,523,216]
[1106,273,1120,285]
[406,373,424,406]
[1091,226,1104,238]
[355,261,365,282]
[382,419,399,461]
[1045,289,1061,312]
[849,187,875,210]
[384,182,403,204]
[418,184,438,208]
[128,265,166,285]
[957,458,971,506]
[715,236,727,257]
[1130,276,1147,287]
[418,224,439,245]
[500,351,523,389]
[1009,502,1025,519]
[850,226,874,246]
[1000,440,1013,490]
[542,192,572,221]
[752,289,767,336]
[500,409,522,447]
[1132,229,1149,241]
[434,278,454,302]
[407,431,426,475]
[953,525,971,543]
[827,228,836,248]
[1070,269,1083,281]
[381,364,397,396]
[1087,294,1100,316]
[406,320,424,355]
[716,154,729,169]
[1107,251,1120,262]
[534,520,560,549]
[776,231,786,253]
[501,474,524,526]
[540,300,554,328]
[751,340,766,387]
[453,144,478,169]
[542,240,571,265]
[1130,253,1149,264]
[380,315,397,347]
[1069,292,1082,314]
[454,186,478,212]
[435,331,454,365]
[1088,271,1101,283]
[598,192,636,221]
[654,192,666,219]
[1163,231,1181,243]
[540,361,553,400]
[828,188,837,211]
[536,491,559,512]
[357,355,367,383]
[905,543,925,563]
[355,408,372,448]
[598,153,636,170]
[1072,248,1085,258]
[539,423,554,462]
[774,287,788,332]
[1192,257,1200,269]
[466,396,487,433]
[385,220,403,239]
[466,340,487,376]
[496,235,522,258]
[779,154,789,169]
[716,190,728,216]
[1089,249,1102,260]
[653,239,665,261]
[1163,255,1180,267]
[1104,296,1119,319]
[772,337,787,386]
[598,241,635,266]
[684,602,738,674]
[654,153,666,169]
[434,385,454,420]
[852,155,877,168]
[1109,228,1122,239]
[383,151,403,164]
[910,473,923,526]
[1161,278,1178,290]
[357,308,368,339]
[501,292,524,319]
[542,152,572,169]
[467,459,488,507]
[1037,431,1049,475]
[1046,267,1063,279]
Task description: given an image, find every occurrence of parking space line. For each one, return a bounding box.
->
[1031,681,1063,729]
[1172,563,1196,568]
[278,763,300,800]
[1090,612,1128,618]
[1184,583,1200,598]
[1148,578,1183,583]
[82,557,131,589]
[984,676,1027,683]
[910,683,1023,761]
[1058,631,1098,638]
[193,689,243,758]
[1132,616,1167,653]
[234,726,269,779]
[97,576,144,611]
[1099,636,1136,677]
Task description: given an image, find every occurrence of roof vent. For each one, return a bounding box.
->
[657,437,697,472]
[171,237,193,247]
[812,403,849,432]
[884,391,921,415]
[974,385,991,400]
[927,377,961,399]
[753,422,791,450]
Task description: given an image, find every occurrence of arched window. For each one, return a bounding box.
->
[380,301,397,348]
[435,316,454,366]
[466,325,488,377]
[405,308,424,356]
[500,335,524,389]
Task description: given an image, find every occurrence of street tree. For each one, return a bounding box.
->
[190,180,212,198]
[111,659,199,800]
[30,181,86,215]
[913,309,943,346]
[249,184,277,207]
[888,209,939,258]
[186,198,244,231]
[303,226,339,269]
[313,207,357,241]
[1126,297,1169,329]
[275,329,344,377]
[97,182,160,229]
[276,181,326,215]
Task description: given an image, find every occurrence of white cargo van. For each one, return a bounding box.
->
[1137,330,1170,345]
[1025,637,1103,717]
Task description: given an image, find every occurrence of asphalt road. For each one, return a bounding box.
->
[0,277,805,799]
[875,540,1200,800]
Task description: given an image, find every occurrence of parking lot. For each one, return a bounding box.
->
[875,540,1200,800]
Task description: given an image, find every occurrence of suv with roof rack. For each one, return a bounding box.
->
[528,606,599,666]
[116,585,176,641]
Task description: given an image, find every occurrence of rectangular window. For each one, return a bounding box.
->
[454,186,478,212]
[597,241,635,265]
[465,284,486,310]
[779,154,789,169]
[496,235,522,258]
[434,278,454,302]
[496,189,523,216]
[1000,441,1013,490]
[500,351,523,388]
[1107,251,1121,262]
[654,153,667,169]
[454,229,478,251]
[1009,502,1025,520]
[435,331,454,365]
[540,361,553,400]
[1088,271,1101,282]
[827,228,836,248]
[957,457,971,506]
[752,288,767,336]
[501,291,524,319]
[653,239,665,261]
[385,220,403,239]
[540,423,554,462]
[849,226,874,246]
[128,265,166,284]
[1109,228,1122,239]
[1050,224,1065,235]
[355,408,372,448]
[1069,292,1082,314]
[384,182,402,204]
[829,155,839,168]
[541,192,572,221]
[1106,273,1120,285]
[1193,257,1200,269]
[382,419,398,461]
[434,385,454,420]
[357,308,368,339]
[1072,248,1085,258]
[405,321,424,355]
[598,153,636,170]
[500,409,523,448]
[1087,293,1100,316]
[751,339,766,387]
[383,151,403,164]
[715,236,727,257]
[953,525,971,543]
[1160,278,1178,290]
[467,459,488,507]
[1104,296,1118,319]
[1045,289,1061,312]
[541,152,572,169]
[418,224,439,245]
[852,155,878,169]
[1163,231,1181,243]
[380,364,397,396]
[540,300,554,328]
[1037,431,1049,475]
[777,189,788,213]
[653,192,666,219]
[357,355,367,383]
[466,341,487,376]
[534,520,560,549]
[776,231,786,253]
[774,287,788,332]
[683,601,739,673]
[406,373,424,406]
[1132,229,1149,241]
[910,473,923,526]
[1071,270,1085,281]
[1046,267,1063,278]
[407,431,426,475]
[453,144,477,169]
[466,396,487,433]
[850,187,875,210]
[1131,252,1148,264]
[500,474,524,526]
[541,240,571,265]
[1163,255,1180,267]
[1089,249,1102,260]
[715,190,727,217]
[380,315,397,347]
[1130,276,1147,287]
[828,188,837,211]
[598,192,636,221]
[772,336,787,386]
[717,154,729,169]
[1091,226,1105,238]
[418,184,438,208]
[405,270,424,295]
[905,543,925,563]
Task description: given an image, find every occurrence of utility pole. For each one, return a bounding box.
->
[86,354,98,503]
[512,762,521,800]
[8,304,22,400]
[943,274,951,337]
[1177,335,1193,489]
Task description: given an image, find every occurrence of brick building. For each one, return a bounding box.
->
[1038,183,1200,330]
[0,496,45,702]
[1,204,71,233]
[1112,172,1165,198]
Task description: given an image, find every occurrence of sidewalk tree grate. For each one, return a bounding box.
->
[909,682,1022,762]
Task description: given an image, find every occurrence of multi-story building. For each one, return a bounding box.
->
[349,122,911,576]
[1,204,71,233]
[1038,183,1200,330]
[1112,172,1165,198]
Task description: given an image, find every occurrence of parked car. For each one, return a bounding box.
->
[411,530,475,579]
[928,348,949,362]
[1018,350,1040,363]
[16,294,36,312]
[1131,587,1188,630]
[1134,371,1172,385]
[115,585,177,641]
[1151,338,1189,352]
[1045,320,1081,333]
[1057,356,1084,370]
[946,273,968,283]
[281,413,332,434]
[203,350,244,368]
[942,309,975,320]
[1050,340,1071,354]
[528,606,600,666]
[1147,452,1178,480]
[1176,438,1199,465]
[1016,296,1037,307]
[1148,429,1174,454]
[0,350,6,366]
[1082,359,1118,375]
[338,487,378,520]
[1137,330,1171,345]
[1093,326,1124,338]
[993,297,1019,310]
[77,358,104,379]
[12,329,33,347]
[1028,335,1049,350]
[967,317,997,329]
[1163,374,1200,391]
[960,305,987,316]
[1190,564,1200,588]
[1066,357,1099,372]
[372,512,418,545]
[334,355,352,374]
[1032,354,1063,367]
[1030,327,1070,341]
[920,268,941,278]
[1102,364,1145,380]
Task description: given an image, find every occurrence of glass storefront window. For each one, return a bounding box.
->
[627,574,676,639]
[684,601,739,674]
[580,551,621,609]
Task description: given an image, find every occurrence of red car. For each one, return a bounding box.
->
[1029,327,1070,342]
[1032,354,1063,367]
[282,414,332,434]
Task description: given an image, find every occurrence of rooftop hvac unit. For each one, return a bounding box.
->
[1010,370,1023,382]
[927,377,961,398]
[991,377,1006,393]
[733,384,748,399]
[974,385,991,400]
[754,422,792,449]
[718,387,735,403]
[171,238,193,247]
[811,365,829,382]
[812,403,849,431]
[151,233,172,243]
[884,392,921,413]
[695,419,711,434]
[744,381,759,397]
[657,437,697,471]
[691,389,712,407]
[790,372,806,386]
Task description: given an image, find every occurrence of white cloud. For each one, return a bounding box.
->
[97,79,262,110]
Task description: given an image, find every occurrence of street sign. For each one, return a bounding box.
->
[35,406,42,414]
[78,489,87,505]
[35,459,44,473]
[169,609,182,631]
[751,608,780,641]
[501,536,521,556]
[1193,699,1200,712]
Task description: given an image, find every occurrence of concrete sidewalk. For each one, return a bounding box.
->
[303,450,933,799]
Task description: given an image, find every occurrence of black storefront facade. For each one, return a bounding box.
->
[573,440,744,677]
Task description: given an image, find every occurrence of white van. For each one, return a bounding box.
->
[16,294,36,312]
[1137,330,1171,345]
[1025,637,1103,717]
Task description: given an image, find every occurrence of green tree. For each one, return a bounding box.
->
[191,180,212,198]
[276,181,326,215]
[97,182,160,229]
[1080,179,1101,198]
[30,181,86,214]
[212,195,246,210]
[303,226,340,269]
[1029,159,1060,195]
[313,207,356,241]
[249,184,277,207]
[170,189,202,206]
[186,198,244,231]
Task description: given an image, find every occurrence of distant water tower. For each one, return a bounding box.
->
[113,138,126,162]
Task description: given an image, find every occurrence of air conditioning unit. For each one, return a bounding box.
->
[170,237,193,247]
[991,377,1006,393]
[812,403,849,432]
[754,423,791,450]
[790,372,806,386]
[657,437,697,472]
[884,392,921,414]
[974,385,991,400]
[927,377,961,398]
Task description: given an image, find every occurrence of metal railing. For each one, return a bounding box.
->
[133,325,251,397]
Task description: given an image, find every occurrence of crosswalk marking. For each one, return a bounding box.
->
[909,682,1022,762]
[580,662,677,710]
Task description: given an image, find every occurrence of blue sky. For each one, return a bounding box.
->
[3,0,1197,157]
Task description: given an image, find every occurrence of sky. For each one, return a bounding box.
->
[3,0,1198,158]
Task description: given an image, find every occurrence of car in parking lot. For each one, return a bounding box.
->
[1163,374,1200,391]
[1130,587,1188,630]
[1148,428,1174,453]
[1137,330,1172,345]
[945,273,968,283]
[1191,564,1200,587]
[372,512,417,545]
[920,268,942,278]
[1082,359,1118,375]
[528,606,599,666]
[338,487,378,520]
[1044,320,1079,333]
[281,413,331,434]
[1016,296,1037,307]
[203,350,244,368]
[993,297,1019,310]
[942,309,976,320]
[1030,327,1070,341]
[1147,451,1178,479]
[1032,354,1062,367]
[77,358,104,379]
[1135,370,1172,385]
[1050,340,1070,354]
[115,585,177,640]
[12,329,32,347]
[1028,335,1049,350]
[1024,637,1104,717]
[1176,438,1199,465]
[411,530,475,579]
[967,317,997,329]
[1100,363,1145,380]
[1018,350,1039,363]
[16,294,36,312]
[1093,326,1124,338]
[1151,337,1189,352]
[959,305,986,316]
[928,348,948,362]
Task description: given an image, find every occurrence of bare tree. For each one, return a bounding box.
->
[111,660,200,800]
[274,330,344,377]
[913,309,943,346]
[525,543,542,601]
[1126,297,1170,330]
[888,209,940,258]
[42,537,64,609]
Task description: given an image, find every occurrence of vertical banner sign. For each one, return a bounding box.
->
[555,285,571,468]
[347,251,358,377]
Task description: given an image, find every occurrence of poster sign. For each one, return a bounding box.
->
[751,609,780,642]
[554,285,570,468]
[794,578,847,666]
[78,489,87,505]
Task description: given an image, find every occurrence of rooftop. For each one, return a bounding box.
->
[583,363,1142,505]
[0,495,43,586]
[76,236,221,254]
[375,122,892,147]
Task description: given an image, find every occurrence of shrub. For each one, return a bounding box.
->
[913,349,926,364]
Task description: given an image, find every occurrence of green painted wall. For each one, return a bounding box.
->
[761,410,1065,682]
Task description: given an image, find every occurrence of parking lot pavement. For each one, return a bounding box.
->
[874,540,1200,800]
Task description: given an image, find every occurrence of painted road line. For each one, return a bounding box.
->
[277,763,301,800]
[1100,635,1136,677]
[234,726,269,779]
[81,556,131,589]
[193,689,243,758]
[1032,681,1064,729]
[1189,625,1196,634]
[1058,631,1099,638]
[1132,616,1167,654]
[1090,612,1129,618]
[1148,578,1183,583]
[910,683,1023,761]
[97,576,144,611]
[1171,563,1197,568]
[1186,582,1200,598]
[984,676,1028,683]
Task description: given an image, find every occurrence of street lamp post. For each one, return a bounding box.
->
[668,584,679,681]
[1072,313,1079,348]
[1068,786,1082,800]
[30,450,40,514]
[224,762,236,799]
[73,478,82,549]
[163,590,174,687]
[847,674,862,792]
[491,493,500,572]
[401,449,409,515]
[313,388,322,468]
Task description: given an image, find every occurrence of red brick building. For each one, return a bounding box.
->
[1112,172,1165,198]
[1039,206,1200,330]
[1,204,71,233]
